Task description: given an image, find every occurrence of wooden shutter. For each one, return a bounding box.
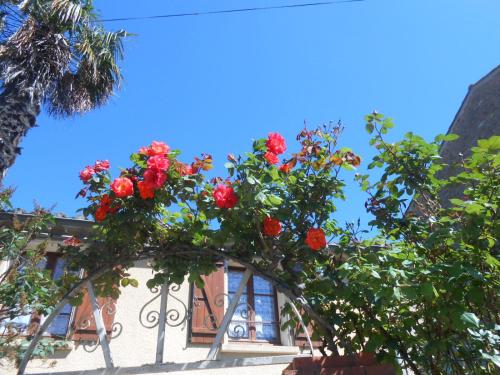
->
[189,263,225,344]
[71,287,117,342]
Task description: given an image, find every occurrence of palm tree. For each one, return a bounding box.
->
[0,0,127,180]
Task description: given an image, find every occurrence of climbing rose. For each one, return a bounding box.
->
[213,184,238,209]
[94,206,108,222]
[100,194,112,207]
[111,177,134,198]
[144,169,167,189]
[63,236,81,247]
[139,141,170,156]
[305,228,326,251]
[263,217,282,237]
[94,160,110,172]
[149,141,170,156]
[147,155,170,171]
[264,151,279,165]
[79,166,95,183]
[279,163,293,173]
[266,133,286,155]
[137,181,155,199]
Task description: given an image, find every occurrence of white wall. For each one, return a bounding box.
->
[2,260,314,375]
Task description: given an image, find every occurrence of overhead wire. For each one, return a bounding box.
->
[100,0,365,23]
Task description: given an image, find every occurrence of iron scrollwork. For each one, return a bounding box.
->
[75,298,122,353]
[139,284,190,329]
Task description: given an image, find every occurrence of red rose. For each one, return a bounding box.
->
[147,155,170,171]
[279,163,292,173]
[213,184,238,209]
[305,228,326,251]
[263,217,282,237]
[100,194,112,207]
[144,169,167,189]
[266,133,286,155]
[79,166,95,183]
[94,206,108,222]
[111,177,134,198]
[137,181,155,199]
[139,141,170,156]
[264,151,279,165]
[63,236,82,247]
[138,146,149,155]
[149,141,170,156]
[94,160,110,172]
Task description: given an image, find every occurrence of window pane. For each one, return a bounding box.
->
[254,295,278,341]
[46,314,72,337]
[52,257,66,280]
[253,275,273,295]
[45,257,72,337]
[228,293,249,339]
[228,270,248,293]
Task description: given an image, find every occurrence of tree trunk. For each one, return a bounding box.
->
[0,86,41,182]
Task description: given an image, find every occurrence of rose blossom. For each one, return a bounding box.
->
[264,151,279,165]
[305,228,326,251]
[79,166,95,183]
[263,217,282,237]
[213,184,238,209]
[147,155,170,171]
[63,236,82,247]
[144,169,167,189]
[111,177,134,198]
[139,141,170,156]
[279,163,293,173]
[149,141,170,156]
[266,132,286,155]
[137,181,155,199]
[94,160,110,172]
[94,206,108,222]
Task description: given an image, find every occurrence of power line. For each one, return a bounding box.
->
[101,0,365,23]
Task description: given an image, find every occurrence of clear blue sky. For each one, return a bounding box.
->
[4,0,500,229]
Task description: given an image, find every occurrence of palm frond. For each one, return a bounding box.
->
[46,25,127,116]
[0,0,128,116]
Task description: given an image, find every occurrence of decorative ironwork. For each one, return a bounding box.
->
[74,297,122,353]
[139,284,190,329]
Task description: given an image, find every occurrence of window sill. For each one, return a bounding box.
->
[220,343,300,355]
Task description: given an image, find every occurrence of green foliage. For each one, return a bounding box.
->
[0,190,70,363]
[52,115,500,374]
[311,114,499,373]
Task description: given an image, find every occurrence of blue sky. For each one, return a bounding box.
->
[4,0,500,228]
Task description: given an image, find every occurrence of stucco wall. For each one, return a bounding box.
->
[3,260,311,375]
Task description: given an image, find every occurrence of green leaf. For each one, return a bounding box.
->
[265,194,283,206]
[460,312,480,328]
[393,287,402,301]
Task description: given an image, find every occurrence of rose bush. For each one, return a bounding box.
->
[64,120,499,373]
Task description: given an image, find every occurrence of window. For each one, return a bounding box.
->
[189,263,281,345]
[43,254,73,337]
[227,268,280,343]
[1,253,73,338]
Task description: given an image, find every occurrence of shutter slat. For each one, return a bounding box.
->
[190,263,225,344]
[72,287,117,342]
